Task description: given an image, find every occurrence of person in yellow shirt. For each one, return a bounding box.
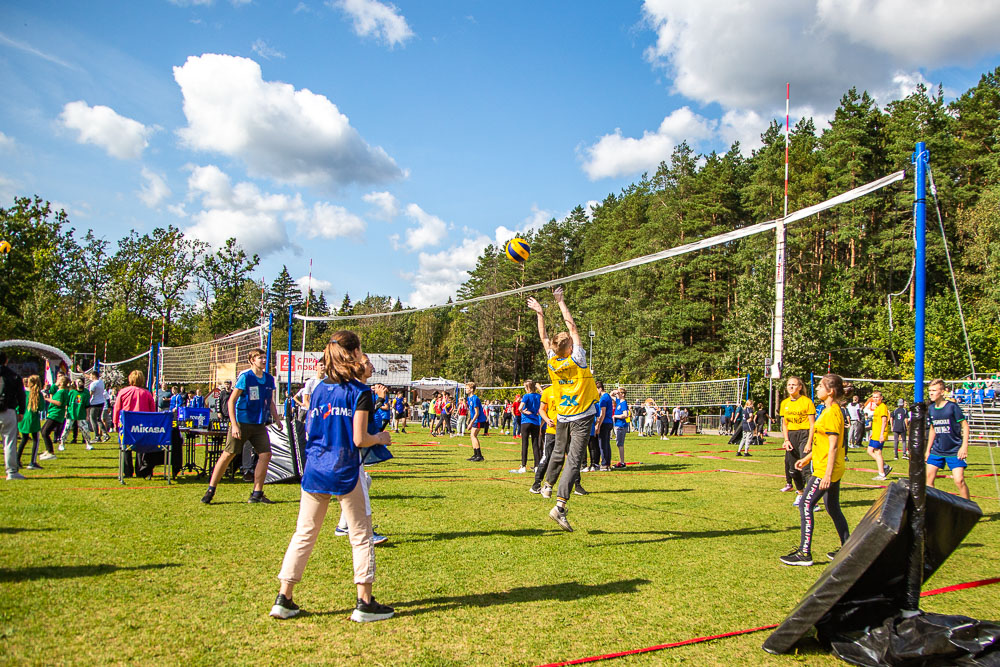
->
[866,391,893,481]
[527,286,598,532]
[779,376,815,505]
[779,373,851,566]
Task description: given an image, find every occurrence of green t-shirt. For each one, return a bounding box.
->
[17,389,42,434]
[45,387,71,421]
[66,388,89,420]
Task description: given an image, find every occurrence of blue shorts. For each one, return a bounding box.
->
[868,439,884,451]
[927,454,966,470]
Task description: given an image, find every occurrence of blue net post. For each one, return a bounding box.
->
[810,372,815,401]
[265,312,273,374]
[286,306,294,416]
[745,373,751,400]
[904,142,929,615]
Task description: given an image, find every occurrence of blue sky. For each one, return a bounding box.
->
[2,0,999,310]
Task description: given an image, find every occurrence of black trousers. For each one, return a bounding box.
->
[598,422,613,467]
[40,419,64,454]
[520,422,540,468]
[784,429,810,491]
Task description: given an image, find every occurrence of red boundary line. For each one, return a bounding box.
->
[534,577,1000,667]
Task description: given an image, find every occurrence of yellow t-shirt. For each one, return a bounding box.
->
[546,354,599,420]
[779,395,813,431]
[540,385,558,425]
[871,403,891,441]
[812,403,845,483]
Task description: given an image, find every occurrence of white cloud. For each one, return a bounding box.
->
[173,54,404,189]
[0,174,22,202]
[59,101,153,160]
[580,106,715,180]
[521,204,553,232]
[0,32,79,70]
[331,0,414,47]
[251,39,285,60]
[296,275,334,297]
[138,167,171,208]
[0,131,14,151]
[363,190,399,220]
[303,201,366,239]
[407,234,491,308]
[402,203,448,250]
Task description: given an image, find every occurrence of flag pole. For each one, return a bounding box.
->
[770,83,790,382]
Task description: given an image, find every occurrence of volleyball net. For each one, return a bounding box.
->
[158,325,266,388]
[472,377,746,409]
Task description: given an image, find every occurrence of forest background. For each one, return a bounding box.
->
[2,71,999,399]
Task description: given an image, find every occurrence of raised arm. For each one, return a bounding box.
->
[552,287,582,348]
[526,296,551,354]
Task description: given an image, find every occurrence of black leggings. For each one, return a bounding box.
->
[799,475,850,556]
[784,430,810,491]
[520,422,540,468]
[40,419,64,454]
[598,422,613,467]
[18,432,40,464]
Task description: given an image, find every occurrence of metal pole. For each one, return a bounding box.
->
[265,312,273,374]
[810,372,815,401]
[903,141,928,616]
[286,306,294,416]
[770,83,790,381]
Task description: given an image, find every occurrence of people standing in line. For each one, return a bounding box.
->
[1,352,27,480]
[518,380,542,474]
[527,287,598,532]
[779,377,816,507]
[440,392,454,437]
[190,389,206,409]
[736,399,756,456]
[201,348,282,505]
[891,399,909,460]
[780,373,851,567]
[926,379,972,500]
[595,381,614,470]
[39,375,71,461]
[17,375,43,471]
[87,370,109,441]
[530,384,559,494]
[60,378,92,450]
[511,394,522,438]
[270,332,394,622]
[456,396,468,436]
[845,395,863,449]
[611,388,629,468]
[866,391,893,481]
[465,383,487,462]
[169,386,184,415]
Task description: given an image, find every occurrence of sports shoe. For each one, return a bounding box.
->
[744,452,752,457]
[736,451,743,457]
[269,594,300,619]
[85,444,94,450]
[334,525,349,536]
[200,487,215,504]
[58,444,65,451]
[883,464,893,477]
[6,472,26,480]
[827,549,840,561]
[351,597,394,623]
[540,484,552,499]
[512,467,526,474]
[39,452,56,461]
[26,463,42,470]
[779,549,813,566]
[613,462,626,469]
[872,474,887,481]
[792,494,803,507]
[372,531,388,545]
[600,466,610,472]
[573,486,589,496]
[780,483,794,492]
[549,505,573,532]
[466,454,477,461]
[529,483,541,494]
[248,492,275,504]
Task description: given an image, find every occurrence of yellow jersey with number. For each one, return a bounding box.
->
[780,395,813,431]
[546,354,599,421]
[540,385,558,425]
[871,403,891,441]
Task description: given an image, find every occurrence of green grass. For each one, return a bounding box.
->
[2,427,998,666]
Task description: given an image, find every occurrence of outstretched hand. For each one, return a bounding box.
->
[527,296,544,314]
[552,286,564,303]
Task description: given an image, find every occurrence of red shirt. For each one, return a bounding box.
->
[512,395,522,416]
[113,386,157,429]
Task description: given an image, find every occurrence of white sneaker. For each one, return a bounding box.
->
[86,444,94,450]
[517,466,526,474]
[6,472,26,480]
[58,444,65,451]
[873,474,887,481]
[334,525,349,536]
[792,494,803,506]
[38,452,56,461]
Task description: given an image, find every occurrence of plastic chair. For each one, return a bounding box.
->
[119,411,174,485]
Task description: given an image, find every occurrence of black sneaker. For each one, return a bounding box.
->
[248,492,275,504]
[529,483,541,494]
[269,594,300,619]
[779,549,813,566]
[470,453,484,462]
[466,454,479,461]
[827,549,840,561]
[351,597,394,623]
[201,487,215,504]
[573,486,589,496]
[736,451,743,457]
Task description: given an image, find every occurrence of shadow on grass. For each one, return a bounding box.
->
[401,527,561,543]
[597,488,693,495]
[390,578,653,617]
[586,525,793,547]
[0,562,181,582]
[376,494,446,501]
[0,527,58,534]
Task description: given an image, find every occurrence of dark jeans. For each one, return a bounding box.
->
[799,475,850,556]
[892,429,906,458]
[512,415,521,437]
[502,413,512,430]
[784,429,810,491]
[87,404,107,437]
[40,419,64,454]
[598,422,613,467]
[671,419,681,436]
[584,435,600,469]
[546,416,595,502]
[520,422,540,468]
[533,433,556,487]
[18,432,40,464]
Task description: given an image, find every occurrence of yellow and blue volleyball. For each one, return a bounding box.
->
[505,238,531,263]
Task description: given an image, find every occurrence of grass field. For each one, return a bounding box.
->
[2,425,998,666]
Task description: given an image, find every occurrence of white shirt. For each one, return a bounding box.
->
[846,403,862,421]
[89,379,106,406]
[672,407,682,420]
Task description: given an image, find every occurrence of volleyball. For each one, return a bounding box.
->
[505,238,531,263]
[0,240,10,255]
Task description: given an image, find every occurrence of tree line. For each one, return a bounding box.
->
[2,69,999,397]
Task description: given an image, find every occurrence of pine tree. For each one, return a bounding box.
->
[268,266,303,328]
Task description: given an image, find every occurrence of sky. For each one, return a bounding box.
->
[2,0,999,311]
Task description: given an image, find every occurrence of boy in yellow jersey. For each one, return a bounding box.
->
[529,384,559,494]
[866,391,893,481]
[779,376,815,506]
[780,374,851,566]
[527,287,598,532]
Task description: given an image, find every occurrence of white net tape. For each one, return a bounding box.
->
[159,326,264,386]
[471,377,746,409]
[295,171,904,323]
[73,350,152,387]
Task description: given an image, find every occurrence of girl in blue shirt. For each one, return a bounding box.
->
[272,331,393,623]
[466,382,487,462]
[518,379,542,473]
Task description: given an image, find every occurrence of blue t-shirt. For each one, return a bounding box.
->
[520,392,541,426]
[468,395,486,424]
[599,392,614,425]
[190,396,205,408]
[169,393,184,412]
[929,400,965,456]
[723,405,735,418]
[613,398,629,428]
[234,369,276,424]
[302,378,370,495]
[394,397,405,415]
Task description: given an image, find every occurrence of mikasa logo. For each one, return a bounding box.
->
[131,425,167,434]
